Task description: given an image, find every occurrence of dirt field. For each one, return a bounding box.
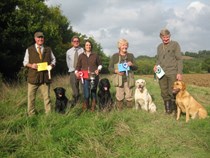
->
[142,74,210,87]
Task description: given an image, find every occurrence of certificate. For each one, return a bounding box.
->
[37,62,48,71]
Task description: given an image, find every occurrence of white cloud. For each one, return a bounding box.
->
[46,0,210,56]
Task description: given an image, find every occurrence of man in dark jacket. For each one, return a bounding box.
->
[23,31,56,116]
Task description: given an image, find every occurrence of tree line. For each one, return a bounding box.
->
[0,0,209,83]
[0,0,109,81]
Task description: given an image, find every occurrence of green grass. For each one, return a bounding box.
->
[0,75,210,158]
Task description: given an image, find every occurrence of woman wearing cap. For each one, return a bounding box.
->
[154,28,183,115]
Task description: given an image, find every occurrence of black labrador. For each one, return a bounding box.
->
[54,87,73,114]
[97,78,113,111]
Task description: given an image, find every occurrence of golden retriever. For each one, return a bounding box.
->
[134,79,156,113]
[172,81,208,122]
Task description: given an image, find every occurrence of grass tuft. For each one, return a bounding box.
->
[0,75,210,158]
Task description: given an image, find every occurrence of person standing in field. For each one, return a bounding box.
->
[75,40,102,112]
[23,31,56,116]
[66,36,84,104]
[154,28,183,114]
[109,39,135,110]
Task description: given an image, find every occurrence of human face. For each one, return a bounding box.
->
[85,41,92,52]
[161,35,170,45]
[119,43,128,54]
[35,36,44,46]
[72,38,80,48]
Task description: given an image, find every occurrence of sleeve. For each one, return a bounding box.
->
[23,49,29,66]
[96,54,102,70]
[108,54,115,73]
[175,42,183,74]
[50,51,56,66]
[129,53,137,70]
[66,50,70,69]
[156,45,160,65]
[75,54,82,71]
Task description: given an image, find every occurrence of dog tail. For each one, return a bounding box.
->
[198,108,208,119]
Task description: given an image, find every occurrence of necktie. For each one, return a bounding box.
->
[74,48,78,68]
[37,46,42,60]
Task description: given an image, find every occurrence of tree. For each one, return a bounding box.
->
[0,0,109,80]
[0,0,73,79]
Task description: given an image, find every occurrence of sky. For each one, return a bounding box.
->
[45,0,210,57]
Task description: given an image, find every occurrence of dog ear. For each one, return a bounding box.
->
[106,79,111,88]
[62,88,66,93]
[182,81,186,90]
[54,87,57,92]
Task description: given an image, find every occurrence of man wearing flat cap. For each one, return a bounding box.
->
[23,31,56,116]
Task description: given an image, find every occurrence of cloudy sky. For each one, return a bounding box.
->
[46,0,210,57]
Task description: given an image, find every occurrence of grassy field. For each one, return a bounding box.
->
[0,75,210,158]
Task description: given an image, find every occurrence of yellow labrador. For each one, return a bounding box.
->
[134,79,156,113]
[172,81,208,123]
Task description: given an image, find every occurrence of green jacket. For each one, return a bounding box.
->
[109,52,135,88]
[109,52,135,73]
[156,40,183,75]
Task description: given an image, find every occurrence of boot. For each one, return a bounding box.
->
[171,100,177,115]
[126,100,133,108]
[164,100,172,114]
[91,99,96,112]
[82,99,89,111]
[116,100,123,111]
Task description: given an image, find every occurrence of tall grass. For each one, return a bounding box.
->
[0,75,210,158]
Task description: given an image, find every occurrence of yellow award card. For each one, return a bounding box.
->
[37,62,48,71]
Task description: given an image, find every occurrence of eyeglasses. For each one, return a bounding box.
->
[73,40,79,43]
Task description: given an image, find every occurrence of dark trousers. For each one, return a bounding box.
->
[159,74,176,101]
[70,72,83,98]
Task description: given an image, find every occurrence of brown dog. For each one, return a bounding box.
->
[172,81,208,123]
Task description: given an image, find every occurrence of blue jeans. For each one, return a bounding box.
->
[83,76,99,101]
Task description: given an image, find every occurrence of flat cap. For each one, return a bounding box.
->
[34,32,44,37]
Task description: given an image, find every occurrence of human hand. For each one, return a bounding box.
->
[177,74,182,81]
[127,61,133,66]
[114,69,124,76]
[75,72,80,78]
[95,69,99,75]
[153,65,157,72]
[31,63,38,69]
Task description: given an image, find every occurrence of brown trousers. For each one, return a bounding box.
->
[115,82,133,101]
[27,83,51,116]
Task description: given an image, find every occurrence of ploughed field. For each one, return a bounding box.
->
[142,74,210,87]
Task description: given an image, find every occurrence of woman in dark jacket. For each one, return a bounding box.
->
[75,40,102,111]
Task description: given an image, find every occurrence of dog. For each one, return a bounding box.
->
[172,81,208,122]
[97,78,113,112]
[134,79,156,113]
[54,87,73,114]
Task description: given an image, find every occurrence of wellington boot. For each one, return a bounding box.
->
[91,99,96,112]
[126,100,133,108]
[116,100,123,111]
[171,100,177,116]
[82,99,89,112]
[164,100,172,114]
